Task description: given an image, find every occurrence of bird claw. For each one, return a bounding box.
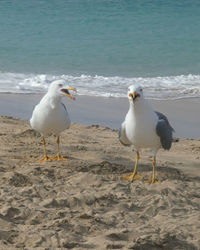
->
[144,178,160,184]
[123,173,142,182]
[39,154,67,162]
[39,156,51,162]
[50,154,68,161]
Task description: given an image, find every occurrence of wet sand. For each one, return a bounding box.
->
[0,93,199,138]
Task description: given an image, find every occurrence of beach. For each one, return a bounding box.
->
[1,0,200,248]
[0,94,200,249]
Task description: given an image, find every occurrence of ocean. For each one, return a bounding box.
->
[0,0,200,99]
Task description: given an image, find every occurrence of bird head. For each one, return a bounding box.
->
[48,80,77,100]
[128,85,143,104]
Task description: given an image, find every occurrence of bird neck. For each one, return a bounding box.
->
[47,94,62,109]
[129,99,151,114]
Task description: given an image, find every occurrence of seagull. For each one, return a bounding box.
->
[119,85,174,183]
[30,80,76,162]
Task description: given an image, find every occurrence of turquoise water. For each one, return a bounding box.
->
[0,0,200,98]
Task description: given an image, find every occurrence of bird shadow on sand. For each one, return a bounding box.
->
[73,157,194,183]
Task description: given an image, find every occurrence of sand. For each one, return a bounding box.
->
[0,115,200,249]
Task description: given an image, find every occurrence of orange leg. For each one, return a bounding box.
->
[123,151,142,182]
[51,136,67,161]
[145,156,160,184]
[39,137,50,162]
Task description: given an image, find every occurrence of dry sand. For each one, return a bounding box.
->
[0,116,200,249]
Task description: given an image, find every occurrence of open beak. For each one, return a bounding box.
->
[61,87,77,100]
[129,91,140,103]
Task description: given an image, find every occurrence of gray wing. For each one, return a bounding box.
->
[61,102,67,112]
[119,121,132,146]
[61,102,70,116]
[155,111,174,150]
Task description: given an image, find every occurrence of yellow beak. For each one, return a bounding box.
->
[61,86,77,100]
[129,91,140,102]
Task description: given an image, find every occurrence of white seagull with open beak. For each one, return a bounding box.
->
[30,79,77,162]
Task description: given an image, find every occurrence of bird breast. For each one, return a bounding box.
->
[30,101,71,136]
[125,108,160,149]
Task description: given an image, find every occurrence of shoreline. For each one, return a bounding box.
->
[0,93,199,139]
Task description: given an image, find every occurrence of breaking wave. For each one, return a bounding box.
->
[0,72,200,100]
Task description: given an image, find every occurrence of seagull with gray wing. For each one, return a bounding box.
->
[119,85,174,184]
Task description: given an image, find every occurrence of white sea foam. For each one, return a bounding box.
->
[0,71,200,100]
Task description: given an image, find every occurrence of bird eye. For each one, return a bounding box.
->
[58,84,63,87]
[140,89,142,92]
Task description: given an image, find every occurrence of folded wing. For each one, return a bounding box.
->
[119,121,132,146]
[155,111,174,150]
